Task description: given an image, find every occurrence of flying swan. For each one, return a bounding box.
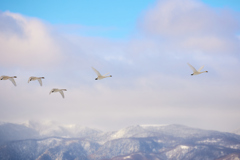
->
[28,76,45,86]
[92,67,112,80]
[49,88,67,98]
[0,75,17,86]
[187,63,208,76]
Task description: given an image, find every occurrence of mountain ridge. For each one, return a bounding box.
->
[0,122,240,160]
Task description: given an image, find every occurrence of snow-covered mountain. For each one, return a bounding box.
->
[0,123,240,160]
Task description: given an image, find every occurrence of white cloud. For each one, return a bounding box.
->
[0,11,63,68]
[142,0,240,54]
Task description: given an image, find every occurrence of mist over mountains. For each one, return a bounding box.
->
[0,122,240,160]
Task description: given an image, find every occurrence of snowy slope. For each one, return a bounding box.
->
[94,124,239,145]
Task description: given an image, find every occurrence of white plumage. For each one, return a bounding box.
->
[28,76,45,86]
[187,63,208,76]
[92,67,112,80]
[49,88,67,98]
[0,75,17,86]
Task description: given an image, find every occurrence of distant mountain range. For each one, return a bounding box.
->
[0,122,240,160]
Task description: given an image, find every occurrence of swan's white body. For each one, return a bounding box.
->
[49,88,67,98]
[92,67,112,80]
[187,63,208,76]
[0,75,17,86]
[28,76,45,86]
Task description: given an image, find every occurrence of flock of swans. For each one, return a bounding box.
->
[1,64,206,98]
[1,67,113,98]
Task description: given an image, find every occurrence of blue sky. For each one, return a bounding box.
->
[0,0,240,132]
[202,0,240,11]
[1,0,239,38]
[0,0,157,38]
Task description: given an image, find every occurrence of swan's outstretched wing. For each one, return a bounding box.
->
[59,90,65,98]
[92,67,102,76]
[28,77,31,83]
[198,65,204,72]
[9,78,16,86]
[38,79,43,86]
[103,72,110,76]
[187,63,197,72]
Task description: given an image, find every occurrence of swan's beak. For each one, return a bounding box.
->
[95,78,98,80]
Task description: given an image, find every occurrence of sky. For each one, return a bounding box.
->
[0,0,240,132]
